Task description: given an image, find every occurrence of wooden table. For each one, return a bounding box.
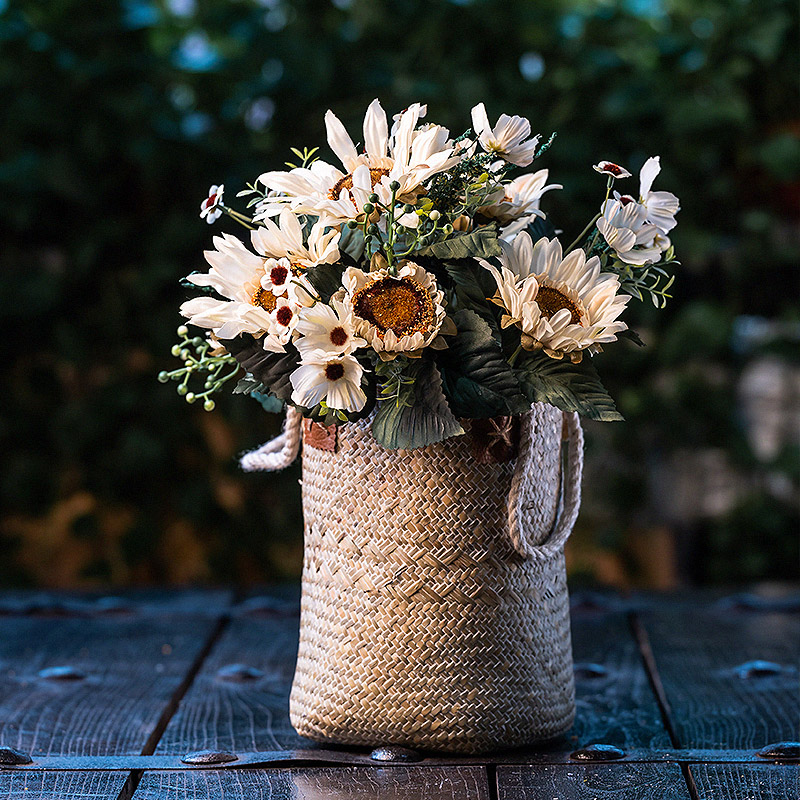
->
[0,588,797,799]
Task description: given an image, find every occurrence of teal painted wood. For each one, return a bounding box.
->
[690,764,800,800]
[0,771,127,800]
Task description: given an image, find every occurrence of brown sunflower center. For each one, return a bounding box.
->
[324,362,345,381]
[536,286,582,325]
[352,276,435,338]
[328,167,390,201]
[329,326,349,347]
[252,288,277,312]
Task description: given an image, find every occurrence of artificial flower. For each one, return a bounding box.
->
[251,208,340,269]
[294,297,367,358]
[336,261,448,359]
[180,233,275,340]
[596,198,666,266]
[479,169,561,225]
[290,353,367,412]
[482,233,629,360]
[638,156,680,234]
[592,161,632,179]
[470,103,540,167]
[258,100,458,224]
[200,184,224,224]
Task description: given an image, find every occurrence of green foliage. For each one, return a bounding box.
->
[418,225,502,261]
[372,358,464,449]
[437,310,528,418]
[303,261,346,303]
[515,352,623,422]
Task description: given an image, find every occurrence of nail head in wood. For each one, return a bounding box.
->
[570,743,626,761]
[756,742,800,762]
[370,745,423,762]
[735,660,783,679]
[181,749,239,765]
[216,663,265,682]
[37,666,87,681]
[0,746,33,766]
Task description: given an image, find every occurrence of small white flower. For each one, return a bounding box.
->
[596,198,666,265]
[480,233,629,359]
[593,161,632,179]
[470,103,540,167]
[294,298,366,358]
[290,353,367,412]
[251,208,340,269]
[638,156,680,235]
[479,169,562,225]
[200,184,224,224]
[261,257,293,296]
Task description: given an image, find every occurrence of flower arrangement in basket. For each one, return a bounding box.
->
[163,100,680,753]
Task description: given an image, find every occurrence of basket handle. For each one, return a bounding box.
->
[508,410,584,560]
[239,407,303,472]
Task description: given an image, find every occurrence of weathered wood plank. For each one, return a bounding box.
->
[133,767,490,799]
[690,764,800,800]
[0,613,223,756]
[568,606,671,751]
[0,771,127,800]
[154,611,305,754]
[640,604,800,750]
[497,763,690,799]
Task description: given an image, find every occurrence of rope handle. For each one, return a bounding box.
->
[239,407,303,472]
[507,410,584,560]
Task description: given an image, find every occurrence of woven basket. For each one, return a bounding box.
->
[250,403,583,754]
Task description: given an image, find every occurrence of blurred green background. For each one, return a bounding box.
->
[1,0,798,589]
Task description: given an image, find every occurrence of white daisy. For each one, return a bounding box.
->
[199,184,224,224]
[638,156,680,234]
[479,169,561,225]
[294,298,366,358]
[258,100,458,224]
[470,103,540,167]
[180,233,275,340]
[596,198,666,265]
[290,353,367,412]
[251,208,340,269]
[335,261,447,359]
[593,161,632,179]
[481,233,629,360]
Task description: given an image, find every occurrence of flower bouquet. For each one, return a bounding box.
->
[163,100,680,753]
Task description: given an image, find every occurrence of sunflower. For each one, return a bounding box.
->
[482,233,629,361]
[336,262,448,359]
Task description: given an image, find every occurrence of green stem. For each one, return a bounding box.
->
[508,344,523,367]
[565,213,601,253]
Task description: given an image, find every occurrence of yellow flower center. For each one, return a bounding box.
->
[536,286,582,325]
[252,288,277,312]
[352,276,435,338]
[329,167,390,201]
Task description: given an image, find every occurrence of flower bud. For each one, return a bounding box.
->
[429,210,441,221]
[177,325,188,337]
[177,384,188,396]
[363,202,374,215]
[157,371,169,383]
[185,392,196,403]
[368,193,379,204]
[346,220,358,229]
[389,180,400,192]
[203,399,216,412]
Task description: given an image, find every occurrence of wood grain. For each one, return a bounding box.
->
[568,608,671,751]
[154,614,305,753]
[497,763,691,799]
[0,771,127,800]
[690,764,799,800]
[133,767,490,799]
[0,613,222,756]
[640,605,800,750]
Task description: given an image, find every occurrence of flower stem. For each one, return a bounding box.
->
[566,213,601,254]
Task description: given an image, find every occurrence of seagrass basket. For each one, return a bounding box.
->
[244,403,583,754]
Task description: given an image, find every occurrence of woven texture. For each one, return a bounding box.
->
[290,403,582,754]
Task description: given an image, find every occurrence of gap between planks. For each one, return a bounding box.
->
[628,611,701,800]
[114,605,234,800]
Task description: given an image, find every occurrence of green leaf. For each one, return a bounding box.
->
[223,336,298,401]
[303,261,346,303]
[515,353,624,422]
[437,309,528,418]
[250,390,285,414]
[619,328,646,347]
[418,225,501,260]
[372,359,464,449]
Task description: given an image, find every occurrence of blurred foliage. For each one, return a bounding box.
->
[0,0,797,588]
